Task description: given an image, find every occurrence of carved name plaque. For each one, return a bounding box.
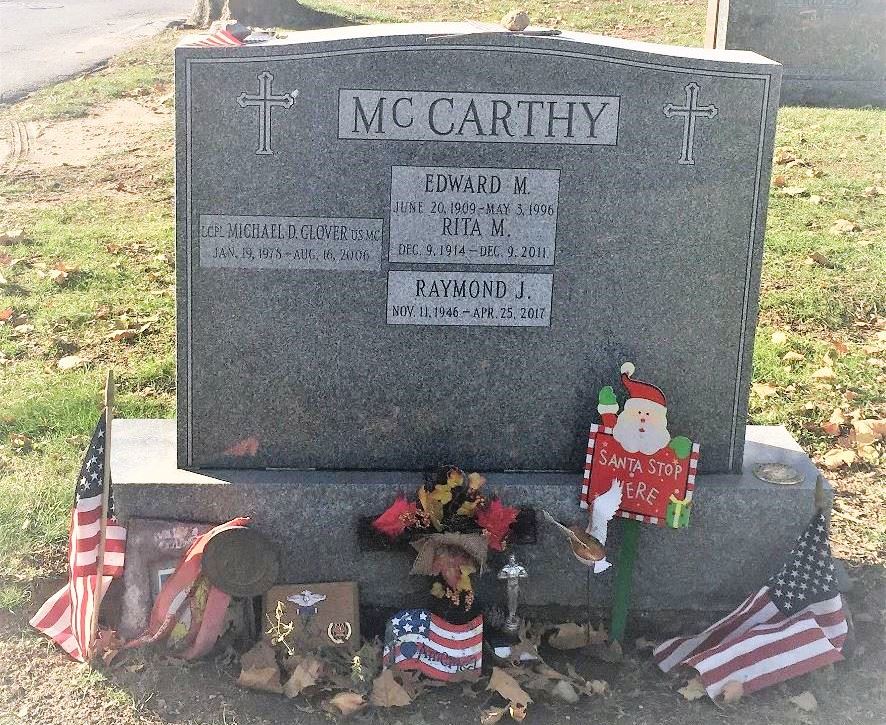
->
[387,271,553,327]
[389,166,559,265]
[199,215,383,270]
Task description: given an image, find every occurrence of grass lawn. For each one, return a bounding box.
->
[0,0,883,687]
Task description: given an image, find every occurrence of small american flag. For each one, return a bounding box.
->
[30,412,126,662]
[654,511,847,698]
[183,29,244,48]
[383,609,483,681]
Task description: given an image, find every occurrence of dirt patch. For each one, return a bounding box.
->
[1,97,169,173]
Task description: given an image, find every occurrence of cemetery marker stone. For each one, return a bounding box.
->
[706,0,885,106]
[176,23,782,475]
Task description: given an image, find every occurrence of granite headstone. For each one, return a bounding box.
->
[176,22,782,474]
[706,0,885,106]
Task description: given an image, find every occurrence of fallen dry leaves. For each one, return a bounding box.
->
[547,622,608,649]
[283,657,323,698]
[830,219,862,234]
[369,669,412,707]
[789,690,819,712]
[752,382,777,398]
[324,691,366,717]
[677,676,706,701]
[237,641,283,694]
[721,680,744,703]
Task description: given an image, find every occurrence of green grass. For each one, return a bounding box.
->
[0,7,884,577]
[0,584,31,612]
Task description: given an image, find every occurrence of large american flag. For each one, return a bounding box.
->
[383,609,483,681]
[30,412,126,662]
[654,511,846,698]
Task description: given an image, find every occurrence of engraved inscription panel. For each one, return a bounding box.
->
[339,90,620,144]
[199,215,383,270]
[387,271,553,327]
[389,166,560,265]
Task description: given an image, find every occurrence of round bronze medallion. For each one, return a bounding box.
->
[752,462,805,486]
[202,528,279,597]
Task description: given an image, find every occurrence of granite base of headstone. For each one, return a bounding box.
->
[113,419,831,614]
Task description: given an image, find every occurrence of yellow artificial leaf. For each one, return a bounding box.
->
[447,468,465,487]
[418,486,444,530]
[370,669,412,707]
[430,582,445,598]
[430,483,454,505]
[678,676,706,701]
[456,564,476,592]
[721,681,744,703]
[468,472,486,491]
[325,692,366,717]
[456,499,479,516]
[487,667,532,707]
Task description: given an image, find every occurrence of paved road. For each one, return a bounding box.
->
[0,0,192,103]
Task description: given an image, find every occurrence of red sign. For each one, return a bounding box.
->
[580,424,699,526]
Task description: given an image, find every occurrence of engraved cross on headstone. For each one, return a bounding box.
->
[662,82,719,165]
[237,71,297,155]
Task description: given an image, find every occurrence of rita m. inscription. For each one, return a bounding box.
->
[390,166,559,265]
[339,90,619,145]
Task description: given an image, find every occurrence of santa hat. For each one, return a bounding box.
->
[620,362,667,410]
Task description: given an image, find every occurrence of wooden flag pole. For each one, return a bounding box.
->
[609,517,640,643]
[90,370,114,660]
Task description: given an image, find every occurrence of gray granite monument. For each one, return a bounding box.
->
[114,23,830,613]
[706,0,885,107]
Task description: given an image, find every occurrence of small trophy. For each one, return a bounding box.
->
[498,553,528,635]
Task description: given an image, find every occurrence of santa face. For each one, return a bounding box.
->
[612,398,670,455]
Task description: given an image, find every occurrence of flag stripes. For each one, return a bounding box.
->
[384,610,483,680]
[654,512,846,699]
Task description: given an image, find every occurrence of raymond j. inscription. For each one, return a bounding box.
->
[387,271,553,327]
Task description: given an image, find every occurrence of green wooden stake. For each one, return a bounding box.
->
[610,518,641,643]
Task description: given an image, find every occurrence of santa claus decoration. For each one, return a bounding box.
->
[581,362,699,529]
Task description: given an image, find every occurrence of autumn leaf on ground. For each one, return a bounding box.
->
[721,681,744,703]
[862,185,884,197]
[805,251,833,267]
[586,679,609,695]
[678,676,706,701]
[634,636,656,651]
[0,229,23,245]
[57,355,84,371]
[324,692,366,717]
[487,667,532,707]
[772,174,786,187]
[550,680,579,704]
[283,657,323,698]
[782,351,804,363]
[752,382,777,398]
[237,641,283,694]
[851,419,886,447]
[480,705,509,725]
[811,366,836,380]
[548,622,607,649]
[780,186,808,197]
[771,330,788,345]
[822,448,856,470]
[107,328,138,342]
[789,691,818,712]
[830,219,862,234]
[370,669,411,707]
[774,149,796,164]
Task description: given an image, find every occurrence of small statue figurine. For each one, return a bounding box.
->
[498,553,528,634]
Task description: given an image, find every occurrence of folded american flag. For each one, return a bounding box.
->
[383,609,482,681]
[654,511,847,698]
[30,411,126,662]
[183,29,244,48]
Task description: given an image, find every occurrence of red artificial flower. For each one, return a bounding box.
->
[475,498,519,551]
[372,495,418,539]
